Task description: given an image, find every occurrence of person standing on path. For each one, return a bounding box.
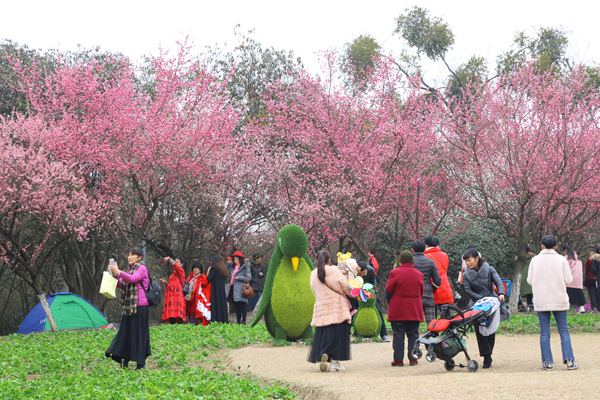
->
[423,235,453,318]
[590,246,600,309]
[105,247,151,370]
[410,240,441,325]
[249,254,266,312]
[160,256,187,324]
[308,250,353,372]
[385,250,424,367]
[528,235,578,371]
[519,246,536,312]
[462,248,505,369]
[207,255,229,323]
[562,245,586,314]
[227,251,252,324]
[584,250,598,311]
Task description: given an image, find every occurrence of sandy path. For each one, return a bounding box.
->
[229,334,599,399]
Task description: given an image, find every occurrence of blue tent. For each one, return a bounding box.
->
[18,292,108,334]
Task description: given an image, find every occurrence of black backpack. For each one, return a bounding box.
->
[141,275,162,307]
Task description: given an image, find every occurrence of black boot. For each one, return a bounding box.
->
[483,355,492,369]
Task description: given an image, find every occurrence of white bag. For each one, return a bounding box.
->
[100,271,118,299]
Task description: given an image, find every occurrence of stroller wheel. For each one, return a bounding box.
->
[410,348,423,360]
[444,360,455,371]
[425,351,437,362]
[468,360,479,372]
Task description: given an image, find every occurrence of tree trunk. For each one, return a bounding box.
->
[509,257,527,314]
[38,293,58,332]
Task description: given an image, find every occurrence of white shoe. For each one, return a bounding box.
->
[578,306,585,314]
[328,360,345,371]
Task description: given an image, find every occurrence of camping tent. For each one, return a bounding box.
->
[18,292,108,334]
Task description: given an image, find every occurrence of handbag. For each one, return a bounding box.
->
[178,275,190,296]
[242,277,255,298]
[141,275,162,307]
[99,270,118,299]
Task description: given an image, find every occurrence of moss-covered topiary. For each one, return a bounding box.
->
[352,289,382,343]
[250,225,315,346]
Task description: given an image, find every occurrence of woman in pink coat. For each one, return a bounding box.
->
[307,250,353,372]
[562,245,585,314]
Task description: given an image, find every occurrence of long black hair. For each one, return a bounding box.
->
[317,250,331,284]
[562,245,577,261]
[462,248,486,268]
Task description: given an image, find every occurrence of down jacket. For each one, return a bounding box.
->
[412,252,441,307]
[463,261,504,307]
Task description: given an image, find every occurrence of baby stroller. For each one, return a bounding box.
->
[411,298,499,372]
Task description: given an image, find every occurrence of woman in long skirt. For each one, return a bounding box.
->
[105,247,151,370]
[563,245,586,314]
[307,250,353,372]
[207,255,229,323]
[160,256,187,324]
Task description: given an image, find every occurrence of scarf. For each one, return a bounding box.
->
[120,262,142,316]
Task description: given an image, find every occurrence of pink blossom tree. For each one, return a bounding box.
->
[438,65,600,312]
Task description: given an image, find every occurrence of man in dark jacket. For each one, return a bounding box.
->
[249,254,266,311]
[411,240,441,324]
[358,261,390,342]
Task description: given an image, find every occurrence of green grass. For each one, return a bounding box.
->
[0,323,295,400]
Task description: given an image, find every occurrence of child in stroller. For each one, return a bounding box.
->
[411,297,500,372]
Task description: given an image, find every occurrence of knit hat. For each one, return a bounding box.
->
[399,250,414,264]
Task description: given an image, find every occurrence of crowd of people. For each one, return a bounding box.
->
[101,235,599,373]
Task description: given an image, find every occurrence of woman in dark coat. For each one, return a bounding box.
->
[207,255,229,323]
[462,248,505,369]
[227,251,252,324]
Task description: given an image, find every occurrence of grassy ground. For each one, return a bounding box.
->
[0,323,294,399]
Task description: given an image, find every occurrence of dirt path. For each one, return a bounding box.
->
[229,334,599,399]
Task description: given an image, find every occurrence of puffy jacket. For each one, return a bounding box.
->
[412,252,441,307]
[424,247,453,304]
[463,261,504,308]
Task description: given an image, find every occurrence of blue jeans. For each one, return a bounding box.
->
[537,310,574,364]
[249,291,262,310]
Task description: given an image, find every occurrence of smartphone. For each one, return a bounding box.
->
[108,259,116,276]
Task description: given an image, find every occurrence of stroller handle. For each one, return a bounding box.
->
[445,304,464,319]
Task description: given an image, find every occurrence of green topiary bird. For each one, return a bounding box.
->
[250,224,315,346]
[352,289,382,343]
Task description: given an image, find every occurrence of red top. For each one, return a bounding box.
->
[424,247,454,304]
[370,254,379,275]
[385,263,424,322]
[161,262,186,321]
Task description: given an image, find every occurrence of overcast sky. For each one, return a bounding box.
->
[2,0,598,86]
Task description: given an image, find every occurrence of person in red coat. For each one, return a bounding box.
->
[424,235,453,318]
[186,262,211,326]
[385,250,424,367]
[160,256,187,324]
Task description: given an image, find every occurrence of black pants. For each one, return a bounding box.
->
[475,328,495,356]
[228,290,247,324]
[169,318,183,324]
[391,321,420,362]
[586,283,598,310]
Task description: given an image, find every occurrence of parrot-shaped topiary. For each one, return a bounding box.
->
[352,288,382,343]
[250,224,315,346]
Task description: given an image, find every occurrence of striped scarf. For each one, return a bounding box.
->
[120,262,142,316]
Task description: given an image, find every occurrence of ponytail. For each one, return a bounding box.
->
[317,250,331,284]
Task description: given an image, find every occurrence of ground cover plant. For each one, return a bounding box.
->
[0,323,295,399]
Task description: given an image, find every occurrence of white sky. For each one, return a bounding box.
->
[2,0,598,87]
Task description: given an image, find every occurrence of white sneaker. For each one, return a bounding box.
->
[578,306,585,314]
[328,360,345,371]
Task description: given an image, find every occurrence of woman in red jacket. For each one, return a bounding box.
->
[160,256,187,324]
[385,250,424,367]
[186,262,211,326]
[424,235,453,318]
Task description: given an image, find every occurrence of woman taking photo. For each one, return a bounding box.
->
[562,245,586,314]
[462,248,505,369]
[105,247,151,370]
[207,255,229,323]
[308,250,353,372]
[227,251,252,325]
[160,256,187,324]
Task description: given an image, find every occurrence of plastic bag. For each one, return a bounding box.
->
[100,271,118,299]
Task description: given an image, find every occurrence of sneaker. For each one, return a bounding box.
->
[319,354,328,372]
[391,361,404,367]
[328,360,345,371]
[409,360,418,366]
[381,335,390,342]
[542,362,553,371]
[577,306,585,314]
[566,360,579,370]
